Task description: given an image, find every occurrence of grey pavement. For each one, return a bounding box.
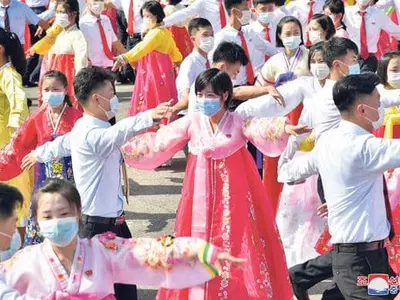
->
[25,84,328,300]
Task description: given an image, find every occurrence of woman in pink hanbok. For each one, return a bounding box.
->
[122,69,311,300]
[0,178,244,299]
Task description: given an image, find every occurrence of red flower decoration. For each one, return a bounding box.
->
[85,270,93,278]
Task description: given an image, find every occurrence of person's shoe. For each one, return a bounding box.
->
[27,98,32,107]
[24,82,38,88]
[292,283,311,300]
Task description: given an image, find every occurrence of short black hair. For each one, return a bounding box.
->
[195,68,233,108]
[140,0,165,23]
[333,72,380,112]
[74,67,115,105]
[0,184,23,220]
[308,41,326,69]
[224,0,247,15]
[188,18,212,36]
[32,178,82,220]
[213,42,249,66]
[274,0,285,6]
[276,16,304,48]
[168,0,181,5]
[377,51,400,85]
[253,0,275,6]
[311,13,336,40]
[323,37,358,68]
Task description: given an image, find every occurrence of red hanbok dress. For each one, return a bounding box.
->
[122,111,293,300]
[120,27,182,123]
[0,104,82,245]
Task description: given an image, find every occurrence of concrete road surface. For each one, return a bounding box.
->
[25,84,328,299]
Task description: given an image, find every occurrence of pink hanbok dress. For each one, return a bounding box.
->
[122,111,293,300]
[1,232,220,299]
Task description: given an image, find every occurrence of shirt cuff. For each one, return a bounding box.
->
[198,242,221,277]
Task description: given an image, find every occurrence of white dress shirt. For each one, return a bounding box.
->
[176,50,208,115]
[0,0,39,45]
[163,0,227,33]
[112,0,148,35]
[80,14,118,68]
[314,79,400,139]
[278,120,400,244]
[344,5,400,54]
[211,25,278,85]
[34,112,154,217]
[286,0,325,39]
[25,0,49,8]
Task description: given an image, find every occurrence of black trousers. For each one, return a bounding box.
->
[79,218,138,300]
[289,251,345,300]
[24,6,46,85]
[333,246,395,300]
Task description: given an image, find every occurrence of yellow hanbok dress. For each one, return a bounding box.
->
[0,63,33,227]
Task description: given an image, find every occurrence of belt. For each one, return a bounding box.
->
[82,214,125,225]
[334,239,387,253]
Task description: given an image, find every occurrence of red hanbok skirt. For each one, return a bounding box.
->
[157,148,293,300]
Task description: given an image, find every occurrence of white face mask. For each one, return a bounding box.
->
[258,11,274,25]
[55,13,70,28]
[309,30,323,45]
[363,104,384,129]
[282,35,302,50]
[91,1,104,15]
[310,63,330,80]
[98,94,120,120]
[239,10,251,26]
[387,72,400,89]
[141,17,155,33]
[199,36,214,53]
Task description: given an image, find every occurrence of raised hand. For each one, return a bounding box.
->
[284,124,312,136]
[151,101,173,121]
[317,203,328,218]
[214,252,246,275]
[266,85,285,107]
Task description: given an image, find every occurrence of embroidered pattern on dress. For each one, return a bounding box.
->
[218,160,231,300]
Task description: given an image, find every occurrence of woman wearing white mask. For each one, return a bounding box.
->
[307,14,336,45]
[123,68,311,300]
[32,0,88,111]
[323,0,349,39]
[256,16,310,217]
[276,42,329,268]
[112,1,182,123]
[0,71,82,246]
[1,178,245,299]
[163,0,193,58]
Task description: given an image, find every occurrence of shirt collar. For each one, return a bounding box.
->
[338,120,372,136]
[83,114,111,128]
[192,49,208,64]
[82,13,100,23]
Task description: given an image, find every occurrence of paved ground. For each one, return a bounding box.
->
[25,84,329,299]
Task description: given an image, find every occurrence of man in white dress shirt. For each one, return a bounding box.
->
[279,72,398,299]
[22,67,170,300]
[344,0,400,72]
[174,17,214,116]
[80,0,126,69]
[211,0,277,86]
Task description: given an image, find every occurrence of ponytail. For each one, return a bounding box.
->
[0,28,26,76]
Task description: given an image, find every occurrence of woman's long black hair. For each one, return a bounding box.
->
[0,28,26,76]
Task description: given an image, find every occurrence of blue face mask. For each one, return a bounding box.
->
[0,230,21,262]
[197,97,221,117]
[258,12,274,24]
[347,63,361,75]
[38,217,78,247]
[282,35,302,50]
[42,91,65,108]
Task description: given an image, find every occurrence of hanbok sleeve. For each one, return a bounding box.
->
[0,68,28,130]
[95,232,221,288]
[32,25,63,55]
[122,116,190,169]
[71,31,89,73]
[168,36,183,64]
[0,117,38,180]
[256,58,275,86]
[242,116,289,157]
[34,133,71,163]
[0,273,38,300]
[121,29,162,63]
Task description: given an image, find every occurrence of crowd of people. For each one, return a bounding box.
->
[1,0,400,298]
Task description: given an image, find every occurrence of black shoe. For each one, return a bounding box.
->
[27,98,32,107]
[24,82,38,88]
